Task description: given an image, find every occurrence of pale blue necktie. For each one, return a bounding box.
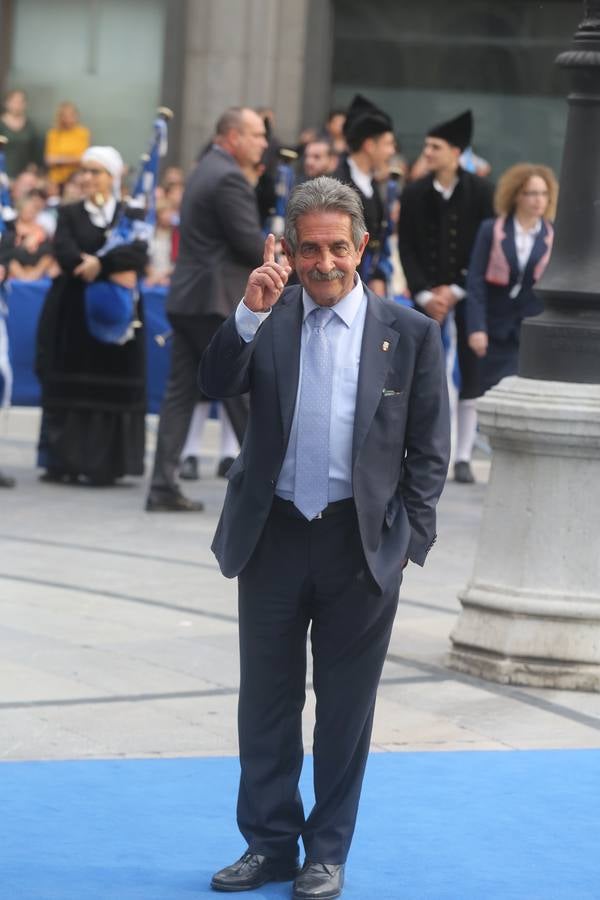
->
[293,307,335,520]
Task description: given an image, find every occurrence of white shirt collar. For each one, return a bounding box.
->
[347,156,374,199]
[84,195,117,229]
[433,177,458,201]
[302,275,365,328]
[514,217,542,237]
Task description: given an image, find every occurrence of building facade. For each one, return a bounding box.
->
[0,0,582,176]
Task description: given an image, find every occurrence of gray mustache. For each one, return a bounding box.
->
[308,269,345,281]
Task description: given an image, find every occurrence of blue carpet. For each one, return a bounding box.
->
[2,751,599,900]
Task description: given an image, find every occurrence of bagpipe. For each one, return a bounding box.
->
[0,136,16,407]
[84,107,173,345]
[365,165,403,294]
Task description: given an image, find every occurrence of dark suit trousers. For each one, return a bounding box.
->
[236,498,399,864]
[150,313,248,492]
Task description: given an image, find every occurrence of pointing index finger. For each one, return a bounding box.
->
[263,233,275,265]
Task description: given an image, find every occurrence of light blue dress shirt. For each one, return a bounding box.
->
[235,278,367,502]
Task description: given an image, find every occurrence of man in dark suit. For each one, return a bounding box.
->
[201,177,450,898]
[146,107,267,511]
[398,110,494,484]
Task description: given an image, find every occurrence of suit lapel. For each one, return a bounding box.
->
[352,290,399,465]
[272,286,303,437]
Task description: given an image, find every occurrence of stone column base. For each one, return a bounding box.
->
[449,376,600,692]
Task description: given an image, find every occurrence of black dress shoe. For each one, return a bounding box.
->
[38,470,79,485]
[145,489,204,512]
[454,460,475,484]
[293,861,345,899]
[217,456,235,478]
[211,850,300,892]
[0,470,15,488]
[179,455,199,480]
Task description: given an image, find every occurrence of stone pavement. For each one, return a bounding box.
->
[1,408,599,762]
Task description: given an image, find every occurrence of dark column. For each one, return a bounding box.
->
[519,0,600,384]
[0,0,15,96]
[159,0,188,169]
[301,0,335,132]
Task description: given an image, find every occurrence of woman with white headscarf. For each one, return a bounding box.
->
[35,145,148,485]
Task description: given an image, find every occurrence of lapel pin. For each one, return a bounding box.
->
[381,341,390,352]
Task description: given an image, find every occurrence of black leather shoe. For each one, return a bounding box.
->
[211,850,300,892]
[454,460,475,484]
[39,470,80,485]
[217,456,235,478]
[145,489,204,512]
[293,862,344,899]
[179,455,199,480]
[0,470,15,488]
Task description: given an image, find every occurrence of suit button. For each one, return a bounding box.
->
[270,479,276,486]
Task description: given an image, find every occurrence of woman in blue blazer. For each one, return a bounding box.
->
[466,163,558,393]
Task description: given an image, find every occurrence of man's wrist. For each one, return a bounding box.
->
[236,297,271,343]
[415,290,433,309]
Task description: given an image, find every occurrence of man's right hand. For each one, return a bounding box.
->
[243,233,292,313]
[425,293,449,323]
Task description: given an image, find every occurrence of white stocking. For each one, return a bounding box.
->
[180,402,210,460]
[455,399,477,463]
[219,406,240,459]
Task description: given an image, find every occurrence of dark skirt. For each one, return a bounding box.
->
[36,274,146,481]
[481,336,519,395]
[38,407,145,482]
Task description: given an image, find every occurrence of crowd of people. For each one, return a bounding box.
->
[0,87,558,493]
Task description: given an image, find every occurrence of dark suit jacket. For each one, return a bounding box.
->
[166,146,264,319]
[199,285,450,593]
[465,215,547,341]
[398,169,494,296]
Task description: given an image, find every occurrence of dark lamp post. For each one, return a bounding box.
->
[519,0,600,383]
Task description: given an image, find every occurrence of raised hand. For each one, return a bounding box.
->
[243,233,292,313]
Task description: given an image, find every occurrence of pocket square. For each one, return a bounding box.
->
[382,388,404,397]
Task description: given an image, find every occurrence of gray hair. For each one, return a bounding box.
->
[284,176,367,253]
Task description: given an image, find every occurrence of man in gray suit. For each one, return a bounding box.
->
[201,178,449,899]
[146,107,266,511]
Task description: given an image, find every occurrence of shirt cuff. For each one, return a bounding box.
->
[415,290,434,309]
[450,284,466,301]
[235,298,271,343]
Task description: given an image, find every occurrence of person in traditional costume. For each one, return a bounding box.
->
[35,145,147,485]
[398,110,494,483]
[331,94,396,297]
[465,163,557,394]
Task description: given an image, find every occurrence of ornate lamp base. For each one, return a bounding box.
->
[449,376,600,691]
